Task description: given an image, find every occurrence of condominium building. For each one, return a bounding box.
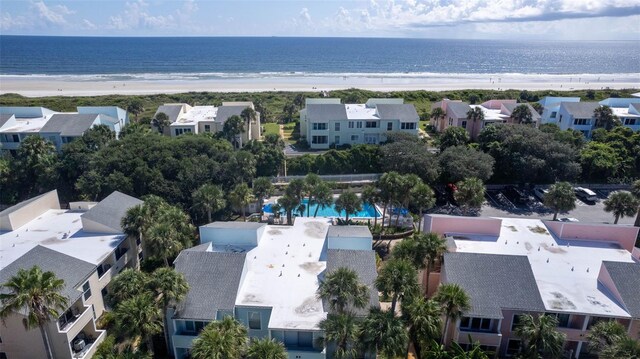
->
[431,99,539,139]
[299,98,419,149]
[167,218,378,359]
[0,190,143,359]
[153,102,261,146]
[600,98,640,132]
[538,97,581,124]
[423,214,640,358]
[0,106,128,153]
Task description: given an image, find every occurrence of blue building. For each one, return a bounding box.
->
[167,218,378,359]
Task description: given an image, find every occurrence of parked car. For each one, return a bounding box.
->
[504,186,529,204]
[559,217,579,222]
[574,187,597,203]
[533,187,549,202]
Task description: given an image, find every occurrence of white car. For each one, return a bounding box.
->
[574,187,598,202]
[559,217,579,222]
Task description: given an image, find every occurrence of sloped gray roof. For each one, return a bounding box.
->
[306,104,348,122]
[560,102,600,118]
[203,222,265,229]
[631,103,640,113]
[326,249,379,315]
[0,114,14,127]
[173,248,246,320]
[40,114,98,136]
[503,103,541,119]
[155,105,183,123]
[327,226,372,239]
[216,106,248,123]
[0,246,95,303]
[447,102,472,119]
[376,104,419,122]
[0,190,57,218]
[81,191,143,232]
[443,252,544,318]
[603,261,640,318]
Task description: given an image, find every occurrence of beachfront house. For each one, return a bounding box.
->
[432,99,540,139]
[167,218,378,359]
[538,96,581,125]
[422,214,640,358]
[299,98,419,149]
[556,102,601,138]
[0,106,128,153]
[153,102,261,147]
[0,190,143,359]
[599,98,640,132]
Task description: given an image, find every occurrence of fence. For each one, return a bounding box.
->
[271,173,382,185]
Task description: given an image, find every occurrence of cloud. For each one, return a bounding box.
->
[299,7,312,24]
[108,0,175,30]
[31,1,74,26]
[82,19,97,30]
[0,13,30,31]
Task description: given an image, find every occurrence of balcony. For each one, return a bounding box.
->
[71,328,106,359]
[97,263,111,278]
[58,304,91,334]
[115,247,128,261]
[456,329,503,347]
[557,327,587,342]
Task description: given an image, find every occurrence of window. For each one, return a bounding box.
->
[82,281,91,301]
[624,118,637,125]
[348,121,354,129]
[204,124,211,132]
[365,121,378,128]
[0,352,6,359]
[511,314,522,331]
[460,121,467,129]
[248,312,261,330]
[588,316,612,329]
[279,331,313,348]
[574,118,589,125]
[101,287,108,299]
[551,111,557,118]
[298,332,313,347]
[335,122,340,131]
[312,123,327,130]
[311,135,328,144]
[387,122,393,131]
[357,121,363,128]
[92,305,96,320]
[549,313,570,328]
[506,340,521,356]
[334,136,340,144]
[12,134,19,142]
[350,135,359,141]
[459,317,492,332]
[185,321,195,332]
[401,122,416,130]
[559,115,563,123]
[448,118,453,126]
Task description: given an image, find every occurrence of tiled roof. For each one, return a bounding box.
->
[560,102,600,119]
[306,104,348,121]
[80,191,143,232]
[202,222,265,229]
[155,105,184,123]
[326,249,379,315]
[216,106,248,123]
[447,102,472,119]
[603,261,640,318]
[376,104,419,122]
[40,114,99,136]
[443,252,545,318]
[327,226,372,238]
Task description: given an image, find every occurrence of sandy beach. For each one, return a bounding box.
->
[1,73,638,97]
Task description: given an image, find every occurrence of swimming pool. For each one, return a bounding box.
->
[263,199,380,218]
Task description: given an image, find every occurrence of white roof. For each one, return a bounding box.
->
[611,107,640,119]
[345,104,378,120]
[0,209,125,269]
[171,105,218,127]
[0,114,52,133]
[470,104,509,122]
[450,217,635,318]
[229,217,330,330]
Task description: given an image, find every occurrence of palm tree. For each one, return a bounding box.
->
[121,195,168,256]
[247,338,288,359]
[378,172,403,231]
[433,283,471,346]
[359,307,408,359]
[466,106,485,139]
[411,182,435,232]
[252,177,274,209]
[317,267,368,314]
[312,182,333,218]
[107,268,150,305]
[631,180,640,227]
[318,313,360,359]
[229,182,254,221]
[152,112,170,134]
[450,340,490,359]
[0,266,68,359]
[431,106,446,131]
[401,296,442,359]
[511,104,533,124]
[513,314,566,359]
[191,316,248,359]
[114,293,163,353]
[600,336,640,359]
[277,193,298,225]
[156,205,195,249]
[222,115,246,148]
[416,232,447,295]
[335,189,362,223]
[16,135,58,197]
[544,182,577,221]
[145,222,184,267]
[396,174,420,228]
[587,320,627,354]
[192,183,226,223]
[241,107,258,129]
[375,259,419,313]
[454,177,485,215]
[604,190,639,224]
[126,99,144,122]
[305,173,322,217]
[361,185,380,228]
[150,267,189,351]
[594,105,619,130]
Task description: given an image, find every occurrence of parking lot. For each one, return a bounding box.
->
[481,188,635,225]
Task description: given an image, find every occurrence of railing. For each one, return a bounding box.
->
[272,173,382,184]
[72,330,106,359]
[456,329,503,346]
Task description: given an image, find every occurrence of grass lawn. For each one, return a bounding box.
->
[263,122,280,136]
[419,120,430,131]
[282,122,297,143]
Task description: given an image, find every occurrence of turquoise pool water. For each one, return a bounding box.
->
[263,199,380,218]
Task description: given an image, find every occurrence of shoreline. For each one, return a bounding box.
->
[1,73,639,97]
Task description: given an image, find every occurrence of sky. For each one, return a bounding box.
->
[1,0,639,40]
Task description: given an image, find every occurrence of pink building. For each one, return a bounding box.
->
[423,214,640,358]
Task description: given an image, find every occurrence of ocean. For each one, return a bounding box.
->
[1,36,639,81]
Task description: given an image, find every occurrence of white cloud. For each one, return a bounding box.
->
[108,0,175,31]
[31,1,74,26]
[300,7,312,24]
[82,19,97,30]
[0,13,30,31]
